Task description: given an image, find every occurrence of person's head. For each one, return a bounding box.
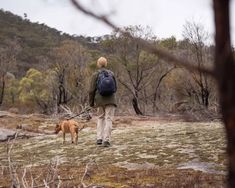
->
[97,57,108,68]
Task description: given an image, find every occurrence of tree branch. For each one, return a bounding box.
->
[70,0,215,77]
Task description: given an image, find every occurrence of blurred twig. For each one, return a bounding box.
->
[70,0,215,77]
[7,132,20,188]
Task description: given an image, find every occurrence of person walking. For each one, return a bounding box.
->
[88,57,117,147]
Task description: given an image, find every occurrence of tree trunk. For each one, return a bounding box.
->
[0,77,5,106]
[204,89,209,108]
[201,89,209,108]
[10,91,15,105]
[53,91,58,114]
[152,67,175,113]
[213,0,235,186]
[132,97,143,115]
[58,85,67,105]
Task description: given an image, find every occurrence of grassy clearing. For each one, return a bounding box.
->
[0,115,226,187]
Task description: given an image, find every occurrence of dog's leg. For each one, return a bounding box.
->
[74,133,78,145]
[63,132,66,144]
[71,132,74,144]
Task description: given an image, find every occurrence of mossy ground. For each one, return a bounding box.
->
[0,114,226,187]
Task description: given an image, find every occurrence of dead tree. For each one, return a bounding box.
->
[183,21,211,108]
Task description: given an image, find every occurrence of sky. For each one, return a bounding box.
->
[0,0,235,45]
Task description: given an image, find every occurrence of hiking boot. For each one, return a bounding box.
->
[102,141,111,147]
[96,139,102,145]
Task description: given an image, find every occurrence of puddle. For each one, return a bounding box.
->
[177,160,226,175]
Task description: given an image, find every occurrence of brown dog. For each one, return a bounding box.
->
[55,119,83,144]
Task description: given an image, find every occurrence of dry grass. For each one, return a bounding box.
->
[0,113,226,187]
[0,164,225,187]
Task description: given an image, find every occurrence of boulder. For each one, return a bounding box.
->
[0,128,16,142]
[0,128,42,142]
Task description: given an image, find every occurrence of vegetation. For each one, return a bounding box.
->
[0,9,219,117]
[1,2,234,187]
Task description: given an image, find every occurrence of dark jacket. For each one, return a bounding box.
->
[88,68,117,108]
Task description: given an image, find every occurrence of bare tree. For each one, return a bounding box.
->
[183,21,212,108]
[50,40,90,110]
[150,66,175,113]
[103,26,160,115]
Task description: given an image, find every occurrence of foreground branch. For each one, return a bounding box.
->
[213,0,235,187]
[7,132,20,188]
[70,0,215,77]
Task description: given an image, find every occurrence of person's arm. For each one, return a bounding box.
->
[88,72,98,107]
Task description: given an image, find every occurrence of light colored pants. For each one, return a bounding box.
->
[97,105,116,142]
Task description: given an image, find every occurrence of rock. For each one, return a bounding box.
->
[0,128,43,142]
[0,111,11,118]
[8,107,19,114]
[0,128,16,142]
[16,124,32,130]
[146,184,155,188]
[38,129,55,135]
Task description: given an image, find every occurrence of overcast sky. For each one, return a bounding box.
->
[1,0,235,45]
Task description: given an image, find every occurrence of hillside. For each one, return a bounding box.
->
[0,9,220,117]
[0,9,94,77]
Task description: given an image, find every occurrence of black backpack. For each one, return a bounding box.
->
[96,70,117,96]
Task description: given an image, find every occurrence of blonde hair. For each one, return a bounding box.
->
[97,57,108,68]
